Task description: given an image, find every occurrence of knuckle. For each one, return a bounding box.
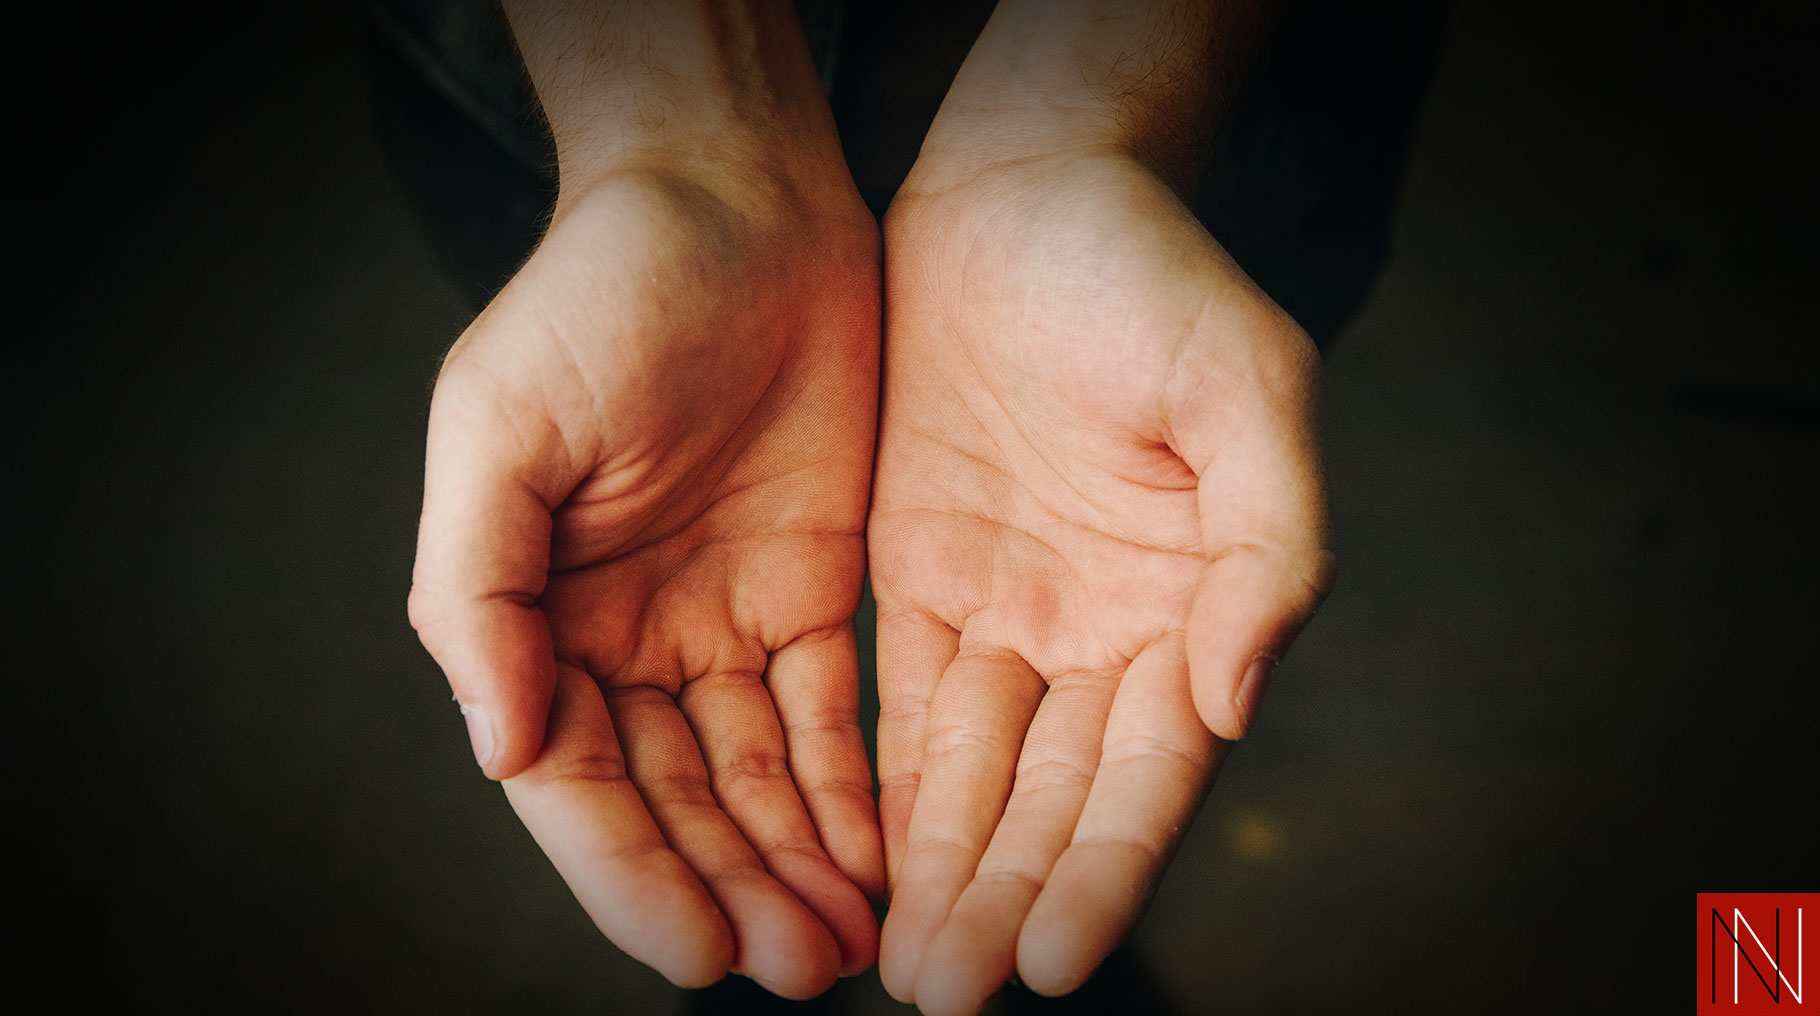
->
[1102,732,1203,775]
[877,699,930,727]
[798,773,875,803]
[1070,832,1162,868]
[523,751,629,789]
[922,724,1006,764]
[970,867,1045,894]
[783,711,862,741]
[877,771,922,794]
[1014,756,1097,795]
[711,752,792,788]
[635,768,718,809]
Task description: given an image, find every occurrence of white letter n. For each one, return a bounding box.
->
[1734,907,1804,1004]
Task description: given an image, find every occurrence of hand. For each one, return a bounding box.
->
[408,3,884,996]
[410,164,883,997]
[869,146,1331,1011]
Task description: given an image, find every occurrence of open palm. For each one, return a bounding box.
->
[870,152,1333,1012]
[410,167,882,998]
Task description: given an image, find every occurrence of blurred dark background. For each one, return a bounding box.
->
[15,0,1816,1011]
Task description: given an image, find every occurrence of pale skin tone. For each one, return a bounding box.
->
[409,0,1331,1010]
[872,4,1331,1011]
[409,0,883,998]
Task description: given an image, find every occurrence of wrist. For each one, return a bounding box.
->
[504,0,847,207]
[909,0,1273,198]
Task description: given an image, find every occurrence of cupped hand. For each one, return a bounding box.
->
[869,150,1334,1012]
[408,162,883,998]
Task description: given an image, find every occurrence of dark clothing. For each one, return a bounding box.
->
[368,0,1447,347]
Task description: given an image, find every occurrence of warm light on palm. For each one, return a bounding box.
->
[870,152,1332,1012]
[410,169,884,998]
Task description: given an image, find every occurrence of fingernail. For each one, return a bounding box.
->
[1235,657,1277,736]
[459,703,495,771]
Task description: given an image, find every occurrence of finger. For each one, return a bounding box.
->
[874,608,960,891]
[677,664,878,977]
[1017,634,1222,996]
[768,625,887,903]
[502,663,732,988]
[609,683,843,999]
[410,373,569,779]
[1186,541,1333,739]
[911,668,1119,1016]
[1166,325,1334,740]
[878,650,1045,1004]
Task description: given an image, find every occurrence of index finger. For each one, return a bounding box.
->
[504,662,735,988]
[874,607,961,887]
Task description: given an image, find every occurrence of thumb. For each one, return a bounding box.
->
[1166,306,1333,740]
[1186,543,1334,740]
[408,370,567,780]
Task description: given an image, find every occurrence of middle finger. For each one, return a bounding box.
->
[911,665,1121,1015]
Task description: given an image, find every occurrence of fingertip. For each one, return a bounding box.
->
[479,676,560,781]
[835,885,882,978]
[761,847,879,977]
[454,703,545,783]
[912,933,1010,1016]
[416,591,559,779]
[1014,849,1147,999]
[1185,544,1328,742]
[756,960,840,1003]
[880,970,916,1006]
[712,871,846,1000]
[913,972,1000,1016]
[1185,663,1247,743]
[840,940,878,980]
[877,914,922,1003]
[1013,919,1097,998]
[1019,966,1094,999]
[835,913,880,981]
[737,912,842,1000]
[457,701,498,771]
[1232,655,1275,738]
[663,967,728,991]
[655,925,737,990]
[480,745,538,782]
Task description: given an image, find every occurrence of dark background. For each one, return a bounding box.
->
[16,1,1816,1011]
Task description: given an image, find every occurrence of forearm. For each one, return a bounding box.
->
[916,0,1280,194]
[502,0,843,200]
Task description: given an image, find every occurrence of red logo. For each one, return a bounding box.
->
[1700,893,1817,1014]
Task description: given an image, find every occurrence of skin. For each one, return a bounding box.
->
[409,0,1332,1008]
[408,0,884,998]
[869,2,1333,1011]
